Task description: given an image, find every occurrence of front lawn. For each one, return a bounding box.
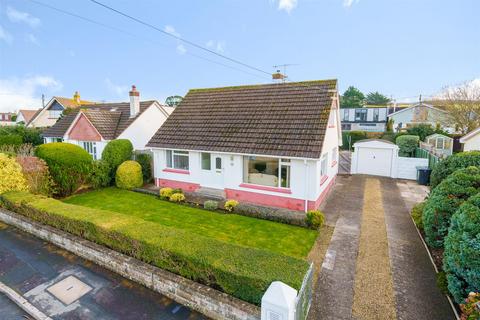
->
[64,187,317,258]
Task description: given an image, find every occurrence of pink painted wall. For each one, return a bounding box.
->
[68,114,102,141]
[156,178,200,192]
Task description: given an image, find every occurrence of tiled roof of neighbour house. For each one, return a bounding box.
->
[42,101,156,139]
[146,79,338,159]
[19,109,40,123]
[54,97,95,109]
[25,108,43,126]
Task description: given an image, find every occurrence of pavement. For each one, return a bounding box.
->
[310,175,454,320]
[0,223,206,320]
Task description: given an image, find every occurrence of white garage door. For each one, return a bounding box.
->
[356,147,393,177]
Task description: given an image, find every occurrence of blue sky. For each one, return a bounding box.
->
[0,0,478,112]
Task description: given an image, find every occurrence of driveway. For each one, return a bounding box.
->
[309,175,454,320]
[0,222,206,320]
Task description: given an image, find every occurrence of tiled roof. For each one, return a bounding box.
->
[18,109,39,123]
[42,101,156,139]
[54,97,95,109]
[146,79,338,159]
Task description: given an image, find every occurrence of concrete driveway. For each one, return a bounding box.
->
[0,222,206,320]
[309,175,454,320]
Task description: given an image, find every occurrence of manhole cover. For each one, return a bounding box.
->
[46,276,92,305]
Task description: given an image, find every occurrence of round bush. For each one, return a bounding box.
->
[224,199,239,212]
[203,200,218,210]
[102,139,133,182]
[306,210,325,229]
[169,193,185,202]
[35,143,92,196]
[395,134,419,157]
[159,187,173,200]
[115,160,143,190]
[0,153,28,194]
[430,151,480,189]
[422,166,480,248]
[444,194,480,303]
[89,160,111,189]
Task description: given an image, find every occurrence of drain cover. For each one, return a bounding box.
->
[47,276,92,305]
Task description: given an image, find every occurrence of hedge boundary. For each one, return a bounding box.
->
[0,191,309,305]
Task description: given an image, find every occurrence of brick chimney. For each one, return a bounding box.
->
[73,91,81,104]
[129,85,140,118]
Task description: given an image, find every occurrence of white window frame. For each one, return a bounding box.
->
[166,150,189,170]
[82,141,97,160]
[49,109,62,119]
[320,154,328,176]
[243,157,291,189]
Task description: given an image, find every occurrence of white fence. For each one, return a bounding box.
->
[397,157,428,180]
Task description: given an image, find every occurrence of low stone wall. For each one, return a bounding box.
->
[0,208,260,320]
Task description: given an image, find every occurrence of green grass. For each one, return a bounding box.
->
[64,187,317,258]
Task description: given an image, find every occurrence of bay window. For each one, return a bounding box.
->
[82,141,97,160]
[243,156,290,188]
[166,150,189,170]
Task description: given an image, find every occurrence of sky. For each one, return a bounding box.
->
[0,0,478,112]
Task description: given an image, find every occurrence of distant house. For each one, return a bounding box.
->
[340,106,388,132]
[388,103,451,132]
[146,80,342,212]
[16,109,41,125]
[0,112,16,126]
[42,86,173,159]
[460,127,480,151]
[27,92,95,128]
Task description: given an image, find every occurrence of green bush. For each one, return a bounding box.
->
[0,153,29,194]
[422,166,480,248]
[0,134,23,147]
[396,135,419,157]
[115,161,143,190]
[159,187,173,200]
[0,126,43,146]
[306,210,325,229]
[430,151,480,189]
[411,202,425,230]
[135,153,152,183]
[406,124,436,141]
[169,193,185,202]
[436,271,449,294]
[102,139,133,183]
[89,160,111,189]
[342,131,367,150]
[444,194,480,303]
[204,200,218,210]
[0,191,310,305]
[224,199,239,212]
[35,143,92,197]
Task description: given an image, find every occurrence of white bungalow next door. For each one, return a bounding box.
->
[201,153,224,189]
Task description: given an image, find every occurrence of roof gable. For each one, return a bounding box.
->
[146,79,338,158]
[67,113,103,141]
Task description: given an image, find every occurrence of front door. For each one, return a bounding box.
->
[201,153,224,189]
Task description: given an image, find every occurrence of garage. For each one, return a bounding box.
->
[350,139,398,178]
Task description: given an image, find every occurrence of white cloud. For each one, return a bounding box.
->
[6,6,41,28]
[26,33,39,45]
[343,0,360,8]
[164,25,187,55]
[278,0,298,13]
[0,25,13,44]
[206,40,226,53]
[0,75,62,112]
[104,78,129,97]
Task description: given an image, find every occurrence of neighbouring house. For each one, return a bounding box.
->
[460,127,480,151]
[340,106,388,132]
[16,109,41,125]
[388,102,451,132]
[146,80,342,212]
[42,86,173,159]
[27,92,95,128]
[0,112,16,126]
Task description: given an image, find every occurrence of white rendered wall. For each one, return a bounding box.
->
[396,157,428,180]
[463,135,480,151]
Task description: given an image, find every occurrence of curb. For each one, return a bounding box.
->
[409,216,460,320]
[0,281,52,320]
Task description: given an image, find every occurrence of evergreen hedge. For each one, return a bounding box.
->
[395,134,419,157]
[430,151,480,189]
[102,139,133,183]
[115,160,143,190]
[0,191,310,305]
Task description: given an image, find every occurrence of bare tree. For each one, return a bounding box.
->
[439,80,480,134]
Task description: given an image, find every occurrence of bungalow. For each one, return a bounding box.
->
[146,79,342,212]
[42,86,173,159]
[0,112,16,126]
[388,102,451,132]
[27,92,95,128]
[460,127,480,151]
[16,109,40,125]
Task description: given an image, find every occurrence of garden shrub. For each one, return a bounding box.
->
[135,152,152,183]
[436,271,449,294]
[0,134,23,147]
[0,153,28,194]
[306,210,325,229]
[115,160,143,190]
[0,126,43,145]
[430,151,480,189]
[102,139,133,182]
[159,187,173,200]
[169,193,185,202]
[342,131,367,149]
[423,166,480,248]
[89,160,111,189]
[443,194,480,303]
[0,191,310,304]
[410,202,425,230]
[204,200,218,210]
[35,143,92,197]
[459,292,480,320]
[15,156,54,196]
[172,188,183,194]
[224,199,239,212]
[406,124,436,141]
[396,135,419,157]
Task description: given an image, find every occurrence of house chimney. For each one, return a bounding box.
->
[73,91,81,104]
[129,85,140,118]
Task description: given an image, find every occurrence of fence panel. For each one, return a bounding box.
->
[295,263,314,320]
[415,148,440,169]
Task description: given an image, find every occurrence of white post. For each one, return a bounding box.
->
[261,281,298,320]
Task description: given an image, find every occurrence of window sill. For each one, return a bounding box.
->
[163,168,190,175]
[320,175,328,185]
[239,183,292,194]
[331,160,337,167]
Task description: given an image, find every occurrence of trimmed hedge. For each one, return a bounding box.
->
[0,191,310,305]
[135,153,152,183]
[422,166,480,248]
[102,139,133,183]
[444,194,480,303]
[89,160,111,189]
[395,134,419,157]
[35,143,92,197]
[116,160,143,190]
[430,151,480,189]
[0,134,23,147]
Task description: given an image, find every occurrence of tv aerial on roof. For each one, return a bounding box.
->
[272,64,299,83]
